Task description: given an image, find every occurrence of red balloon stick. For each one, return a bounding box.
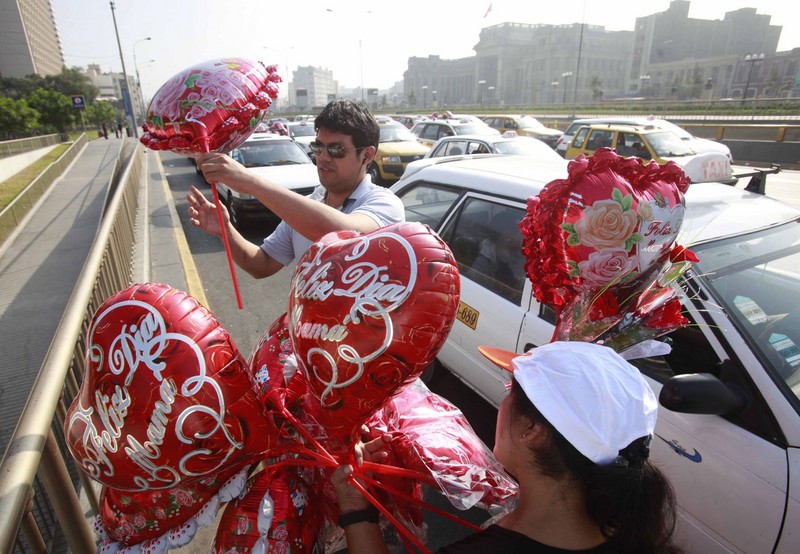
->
[210,182,244,309]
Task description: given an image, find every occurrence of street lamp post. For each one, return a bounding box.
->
[477,79,486,105]
[487,85,495,105]
[133,37,151,119]
[742,53,765,105]
[561,72,573,104]
[432,90,437,107]
[551,80,559,104]
[421,85,428,109]
[109,1,138,137]
[639,74,650,96]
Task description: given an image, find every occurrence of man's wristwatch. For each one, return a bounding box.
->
[339,505,379,528]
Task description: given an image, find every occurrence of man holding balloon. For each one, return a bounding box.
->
[187,99,405,279]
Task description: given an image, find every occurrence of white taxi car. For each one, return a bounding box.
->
[390,155,800,554]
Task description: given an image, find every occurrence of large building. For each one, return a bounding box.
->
[290,66,337,109]
[0,0,64,78]
[399,0,797,107]
[82,64,145,121]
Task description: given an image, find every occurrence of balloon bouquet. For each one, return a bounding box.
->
[66,62,519,551]
[520,147,698,350]
[140,57,283,309]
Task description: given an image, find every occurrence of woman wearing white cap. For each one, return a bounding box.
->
[331,341,682,553]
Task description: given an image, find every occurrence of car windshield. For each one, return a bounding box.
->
[650,119,693,140]
[380,125,417,142]
[647,131,695,157]
[518,115,547,129]
[494,139,559,159]
[691,220,800,403]
[454,123,498,136]
[233,141,310,167]
[289,125,315,137]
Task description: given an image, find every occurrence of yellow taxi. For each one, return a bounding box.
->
[481,115,562,147]
[369,121,430,186]
[565,124,735,184]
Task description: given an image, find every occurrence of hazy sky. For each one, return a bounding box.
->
[52,0,800,100]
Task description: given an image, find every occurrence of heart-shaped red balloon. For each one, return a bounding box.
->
[97,463,248,546]
[64,283,278,491]
[140,57,281,156]
[520,148,691,342]
[287,222,460,449]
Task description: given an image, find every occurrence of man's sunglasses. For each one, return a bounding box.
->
[309,141,366,159]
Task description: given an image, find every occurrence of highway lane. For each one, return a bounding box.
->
[159,150,799,551]
[159,151,492,550]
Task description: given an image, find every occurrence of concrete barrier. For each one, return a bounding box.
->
[722,140,800,168]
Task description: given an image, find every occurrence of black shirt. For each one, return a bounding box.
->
[436,525,615,553]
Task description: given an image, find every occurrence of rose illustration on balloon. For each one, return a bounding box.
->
[520,148,696,348]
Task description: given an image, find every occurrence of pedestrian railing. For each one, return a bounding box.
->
[0,135,62,159]
[0,143,143,553]
[0,134,88,246]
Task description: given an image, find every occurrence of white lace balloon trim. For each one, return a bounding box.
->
[94,466,251,554]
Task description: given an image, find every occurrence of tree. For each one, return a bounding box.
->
[27,88,75,133]
[689,64,705,99]
[407,91,416,107]
[44,67,99,104]
[0,97,40,138]
[588,75,604,101]
[85,100,118,129]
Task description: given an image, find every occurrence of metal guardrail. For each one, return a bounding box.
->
[0,134,88,245]
[0,143,143,552]
[0,135,62,159]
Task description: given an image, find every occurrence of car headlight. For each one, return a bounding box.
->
[381,155,402,164]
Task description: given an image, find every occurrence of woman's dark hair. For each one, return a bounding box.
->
[508,379,682,554]
[314,99,380,150]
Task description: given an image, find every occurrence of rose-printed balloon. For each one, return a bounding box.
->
[140,57,281,156]
[287,222,460,449]
[212,468,323,554]
[64,283,278,491]
[520,149,693,344]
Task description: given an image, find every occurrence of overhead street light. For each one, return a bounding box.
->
[110,1,138,137]
[742,53,765,105]
[133,37,152,119]
[478,79,486,105]
[561,72,573,104]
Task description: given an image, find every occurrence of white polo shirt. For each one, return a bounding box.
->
[260,176,405,266]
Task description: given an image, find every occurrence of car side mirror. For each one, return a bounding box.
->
[659,373,746,415]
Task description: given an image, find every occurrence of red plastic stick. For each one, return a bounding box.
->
[210,182,243,309]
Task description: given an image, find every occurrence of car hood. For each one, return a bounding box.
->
[519,126,562,137]
[662,151,732,183]
[247,164,319,191]
[684,136,731,157]
[379,141,430,156]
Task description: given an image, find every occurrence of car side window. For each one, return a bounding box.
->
[585,130,614,151]
[618,132,650,159]
[466,141,489,154]
[572,127,589,148]
[441,198,527,305]
[394,183,461,229]
[440,141,466,156]
[421,125,439,141]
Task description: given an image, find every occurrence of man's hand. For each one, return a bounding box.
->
[187,185,228,237]
[197,152,253,193]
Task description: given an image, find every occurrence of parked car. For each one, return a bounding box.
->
[368,121,430,186]
[390,155,800,554]
[410,116,500,148]
[423,133,563,161]
[285,120,316,158]
[216,133,318,229]
[555,116,733,161]
[565,123,736,185]
[389,114,425,129]
[482,115,562,148]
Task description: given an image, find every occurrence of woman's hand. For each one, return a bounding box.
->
[186,185,228,237]
[331,430,392,513]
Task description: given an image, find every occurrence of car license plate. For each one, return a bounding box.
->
[457,301,479,330]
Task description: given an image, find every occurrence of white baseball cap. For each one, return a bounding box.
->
[479,341,657,465]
